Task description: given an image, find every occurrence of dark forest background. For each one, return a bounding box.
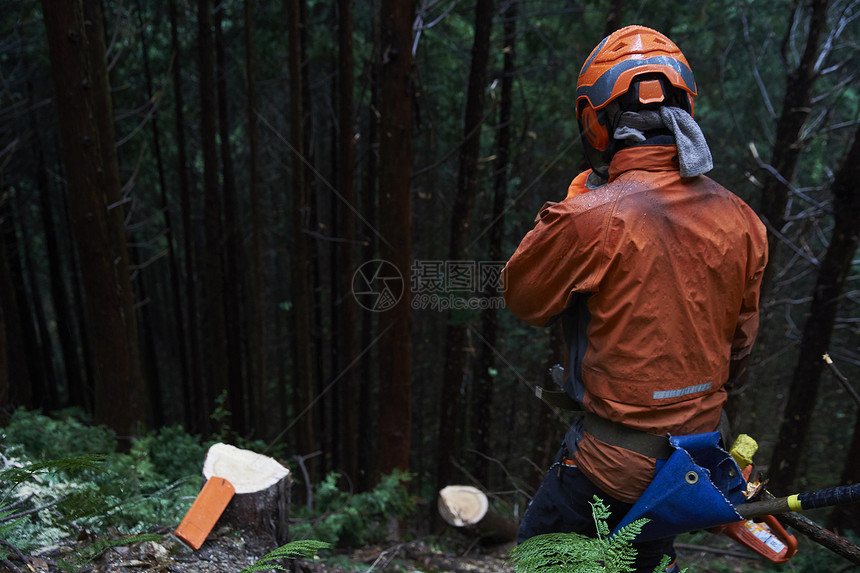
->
[1,0,858,529]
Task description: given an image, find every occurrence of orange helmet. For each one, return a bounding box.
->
[576,25,697,155]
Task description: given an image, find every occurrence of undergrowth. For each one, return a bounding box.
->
[0,407,414,570]
[508,496,678,573]
[291,470,415,547]
[0,408,207,554]
[4,408,858,573]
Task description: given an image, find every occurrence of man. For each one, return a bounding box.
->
[502,25,768,572]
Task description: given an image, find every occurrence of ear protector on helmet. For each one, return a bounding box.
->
[579,104,610,152]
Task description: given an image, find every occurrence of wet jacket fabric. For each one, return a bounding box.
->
[502,144,768,502]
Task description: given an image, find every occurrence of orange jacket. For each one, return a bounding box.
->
[502,145,767,502]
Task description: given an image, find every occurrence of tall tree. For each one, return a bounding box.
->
[170,0,204,433]
[357,0,381,492]
[437,0,494,490]
[0,188,42,407]
[243,0,268,438]
[474,0,516,486]
[34,119,85,410]
[603,0,624,37]
[136,0,191,427]
[768,124,860,494]
[758,0,830,296]
[376,0,415,479]
[288,0,317,462]
[41,0,146,439]
[198,0,229,433]
[215,1,247,435]
[337,0,359,485]
[0,189,33,409]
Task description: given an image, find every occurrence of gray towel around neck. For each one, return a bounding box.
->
[613,106,713,178]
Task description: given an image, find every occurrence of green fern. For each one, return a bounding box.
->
[0,511,26,561]
[238,539,332,572]
[508,496,652,573]
[0,455,106,489]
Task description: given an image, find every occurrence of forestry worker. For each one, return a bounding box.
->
[501,25,768,573]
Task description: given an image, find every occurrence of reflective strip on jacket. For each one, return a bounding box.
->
[501,144,768,502]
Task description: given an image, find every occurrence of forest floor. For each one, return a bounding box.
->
[13,525,783,573]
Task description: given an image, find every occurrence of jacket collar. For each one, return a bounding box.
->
[608,144,679,182]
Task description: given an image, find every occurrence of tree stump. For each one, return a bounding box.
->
[438,485,519,545]
[202,443,291,548]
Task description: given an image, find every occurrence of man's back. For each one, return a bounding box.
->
[502,144,767,501]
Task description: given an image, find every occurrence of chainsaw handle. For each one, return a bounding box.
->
[762,514,798,563]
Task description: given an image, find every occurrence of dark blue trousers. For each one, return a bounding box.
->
[518,451,679,573]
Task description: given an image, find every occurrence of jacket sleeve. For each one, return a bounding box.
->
[728,213,768,382]
[501,191,611,327]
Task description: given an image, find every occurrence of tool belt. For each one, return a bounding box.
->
[584,412,674,459]
[536,384,731,460]
[536,384,674,459]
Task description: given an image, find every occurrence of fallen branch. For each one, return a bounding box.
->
[758,490,860,565]
[0,495,65,522]
[824,353,860,407]
[0,538,25,573]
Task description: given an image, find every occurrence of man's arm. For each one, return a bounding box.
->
[502,179,609,326]
[728,218,769,384]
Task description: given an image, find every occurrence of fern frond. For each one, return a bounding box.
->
[509,497,653,573]
[610,516,648,546]
[0,455,107,487]
[0,515,25,537]
[509,532,606,573]
[652,555,671,573]
[239,540,332,573]
[590,496,612,539]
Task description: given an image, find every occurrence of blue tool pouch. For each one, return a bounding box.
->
[612,431,748,541]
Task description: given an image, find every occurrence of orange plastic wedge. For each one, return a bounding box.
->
[175,477,235,550]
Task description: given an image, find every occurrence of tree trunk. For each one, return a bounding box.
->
[243,0,268,440]
[41,0,146,440]
[768,125,860,494]
[137,0,191,427]
[758,0,830,297]
[473,0,516,487]
[215,2,247,436]
[438,0,494,490]
[170,0,204,433]
[176,444,291,550]
[376,0,415,479]
[0,186,44,409]
[202,444,291,547]
[198,0,229,433]
[357,0,381,491]
[337,0,359,486]
[603,0,624,37]
[59,170,96,412]
[288,0,317,466]
[0,188,32,409]
[35,127,85,409]
[438,485,519,544]
[130,234,164,428]
[18,170,58,410]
